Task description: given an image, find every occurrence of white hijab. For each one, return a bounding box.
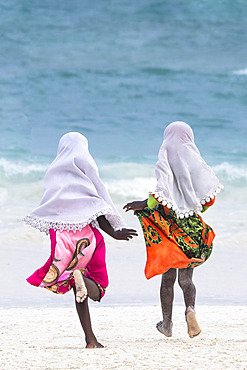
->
[153,121,223,218]
[24,132,126,233]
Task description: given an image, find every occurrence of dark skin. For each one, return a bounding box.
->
[124,199,200,338]
[97,215,138,240]
[123,199,148,213]
[74,215,138,348]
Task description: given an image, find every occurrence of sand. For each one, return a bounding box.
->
[1,212,247,369]
[1,304,247,369]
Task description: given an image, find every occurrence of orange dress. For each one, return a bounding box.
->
[135,196,215,279]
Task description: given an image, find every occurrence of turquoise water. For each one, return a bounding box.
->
[1,0,246,223]
[0,1,247,306]
[1,0,247,164]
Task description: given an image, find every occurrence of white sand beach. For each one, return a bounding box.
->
[1,217,247,369]
[1,192,247,370]
[1,304,247,370]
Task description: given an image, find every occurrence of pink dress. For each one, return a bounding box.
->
[27,225,108,300]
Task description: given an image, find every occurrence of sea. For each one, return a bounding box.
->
[0,0,247,308]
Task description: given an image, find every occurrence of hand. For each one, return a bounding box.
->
[97,215,137,241]
[113,228,138,240]
[123,199,148,212]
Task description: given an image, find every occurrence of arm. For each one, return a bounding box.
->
[123,195,159,212]
[97,215,138,240]
[123,199,148,212]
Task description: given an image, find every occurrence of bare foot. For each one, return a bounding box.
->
[186,310,201,338]
[73,270,87,303]
[86,342,104,349]
[156,320,173,337]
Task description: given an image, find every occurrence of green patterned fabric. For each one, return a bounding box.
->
[135,204,214,269]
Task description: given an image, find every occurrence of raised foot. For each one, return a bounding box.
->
[86,342,104,349]
[156,320,173,337]
[73,270,87,303]
[186,311,201,338]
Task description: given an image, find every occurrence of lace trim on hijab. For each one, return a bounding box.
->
[23,207,124,235]
[151,183,224,219]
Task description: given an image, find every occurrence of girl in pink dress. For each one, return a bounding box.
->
[24,132,137,348]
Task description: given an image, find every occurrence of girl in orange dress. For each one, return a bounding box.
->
[124,121,223,338]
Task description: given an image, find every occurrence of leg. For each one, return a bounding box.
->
[73,270,88,303]
[178,268,196,308]
[178,268,201,338]
[73,270,103,348]
[73,270,101,303]
[156,268,177,337]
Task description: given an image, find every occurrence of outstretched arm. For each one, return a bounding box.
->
[123,199,148,212]
[97,215,138,240]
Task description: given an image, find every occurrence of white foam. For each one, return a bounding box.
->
[0,160,246,238]
[233,68,247,75]
[213,162,247,182]
[106,177,156,199]
[0,188,8,202]
[99,161,155,180]
[0,157,48,179]
[1,157,246,185]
